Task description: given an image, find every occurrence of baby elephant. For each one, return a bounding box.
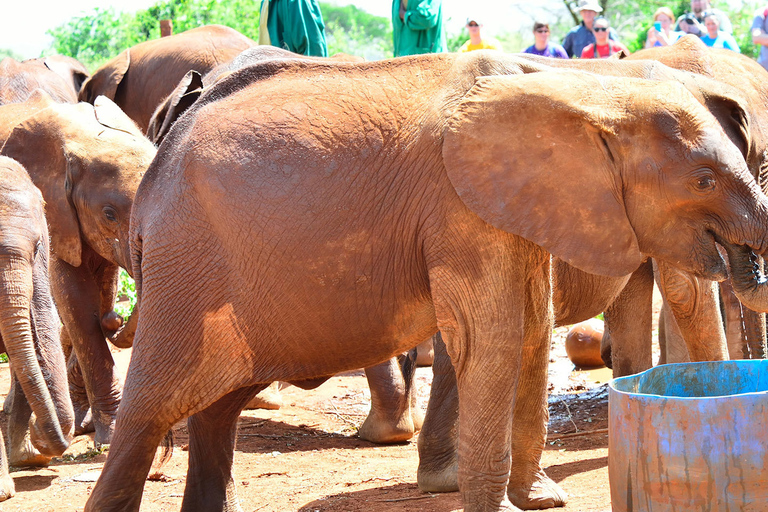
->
[0,157,73,500]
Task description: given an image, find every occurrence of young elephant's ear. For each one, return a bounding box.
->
[147,70,203,145]
[78,49,130,104]
[442,73,643,277]
[93,96,144,137]
[0,105,82,267]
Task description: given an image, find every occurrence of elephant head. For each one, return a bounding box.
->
[0,91,156,272]
[42,55,90,97]
[442,72,768,309]
[0,157,73,456]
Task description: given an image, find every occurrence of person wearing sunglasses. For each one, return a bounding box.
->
[458,16,503,52]
[523,22,567,58]
[580,17,630,58]
[562,0,619,58]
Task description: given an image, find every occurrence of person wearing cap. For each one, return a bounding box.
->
[523,22,567,58]
[562,0,620,58]
[675,0,732,33]
[458,16,503,52]
[391,0,447,57]
[645,7,684,48]
[580,17,630,58]
[258,0,328,56]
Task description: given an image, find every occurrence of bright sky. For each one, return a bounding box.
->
[3,0,565,60]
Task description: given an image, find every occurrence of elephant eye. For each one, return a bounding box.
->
[690,168,716,194]
[33,240,42,260]
[103,206,118,223]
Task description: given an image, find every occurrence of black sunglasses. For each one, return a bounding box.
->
[594,27,608,32]
[535,29,549,33]
[468,22,479,27]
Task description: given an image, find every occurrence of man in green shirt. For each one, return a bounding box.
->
[259,0,328,57]
[391,0,447,57]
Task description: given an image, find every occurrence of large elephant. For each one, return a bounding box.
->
[84,54,768,512]
[0,91,157,446]
[79,24,255,132]
[0,156,74,500]
[0,56,88,105]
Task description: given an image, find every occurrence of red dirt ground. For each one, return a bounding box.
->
[2,289,665,511]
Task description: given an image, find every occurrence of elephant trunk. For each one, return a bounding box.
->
[0,257,70,456]
[104,298,138,349]
[724,242,768,314]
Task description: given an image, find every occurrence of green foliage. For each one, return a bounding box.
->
[115,268,136,319]
[47,0,392,68]
[0,48,24,61]
[322,3,393,60]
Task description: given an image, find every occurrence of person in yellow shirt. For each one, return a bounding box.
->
[458,16,503,52]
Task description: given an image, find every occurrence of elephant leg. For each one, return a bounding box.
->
[435,244,549,512]
[720,280,748,359]
[657,306,667,365]
[743,308,766,359]
[182,384,265,512]
[243,381,282,410]
[603,259,654,377]
[7,374,49,467]
[66,345,93,435]
[655,261,726,363]
[507,256,566,510]
[359,347,419,444]
[50,256,121,447]
[0,415,14,501]
[658,301,689,364]
[417,331,459,492]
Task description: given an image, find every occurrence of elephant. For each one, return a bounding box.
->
[0,156,74,500]
[79,24,255,132]
[84,53,768,512]
[0,90,157,447]
[147,44,426,444]
[0,56,87,105]
[624,35,768,361]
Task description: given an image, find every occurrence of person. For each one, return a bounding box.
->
[676,0,732,33]
[645,7,684,48]
[391,0,447,57]
[458,16,503,52]
[678,12,704,36]
[258,0,328,56]
[523,22,568,58]
[562,0,619,58]
[700,12,740,51]
[751,6,768,71]
[581,17,630,58]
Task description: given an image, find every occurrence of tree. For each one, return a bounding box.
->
[47,0,391,69]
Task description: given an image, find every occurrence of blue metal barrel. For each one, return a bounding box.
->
[609,360,768,512]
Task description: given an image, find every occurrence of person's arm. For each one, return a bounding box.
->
[283,0,328,56]
[752,15,768,46]
[725,35,741,53]
[562,30,574,57]
[403,0,440,30]
[555,45,569,59]
[580,44,593,58]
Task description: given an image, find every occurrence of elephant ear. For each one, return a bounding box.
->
[43,56,90,96]
[93,95,144,137]
[443,74,643,277]
[0,104,82,267]
[147,70,203,144]
[78,49,130,104]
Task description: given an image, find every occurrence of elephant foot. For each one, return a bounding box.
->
[74,404,94,436]
[92,411,116,449]
[358,405,416,444]
[0,474,14,502]
[244,382,282,410]
[417,459,459,493]
[10,436,51,467]
[507,470,567,510]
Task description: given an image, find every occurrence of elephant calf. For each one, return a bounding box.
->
[0,157,74,500]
